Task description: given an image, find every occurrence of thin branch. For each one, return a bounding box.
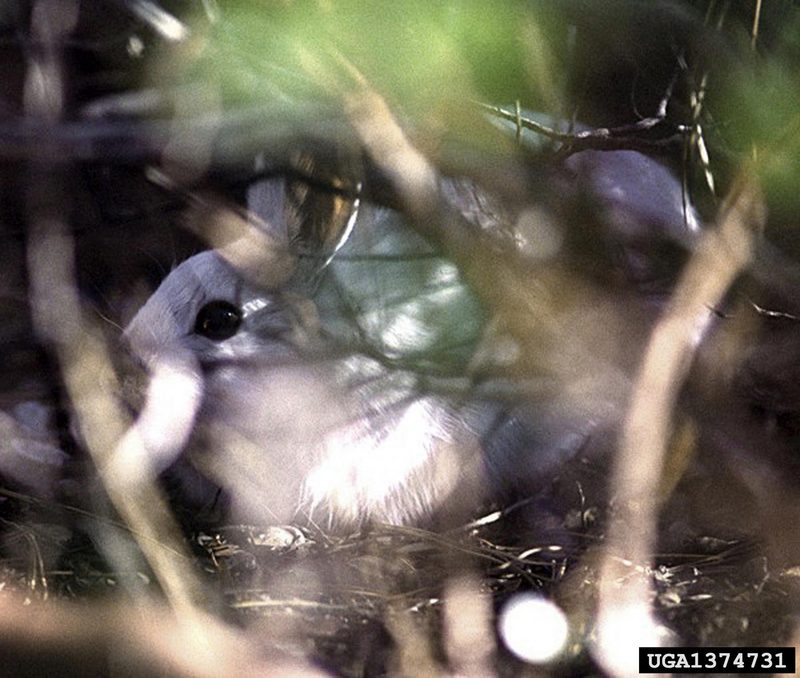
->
[478,97,688,156]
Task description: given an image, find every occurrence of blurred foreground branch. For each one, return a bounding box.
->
[0,592,323,678]
[594,174,766,675]
[23,0,203,615]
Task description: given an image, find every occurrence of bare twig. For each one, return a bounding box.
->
[479,97,688,156]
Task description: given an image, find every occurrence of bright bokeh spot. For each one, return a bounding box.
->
[498,593,569,664]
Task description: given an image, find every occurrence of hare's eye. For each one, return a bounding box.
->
[194,300,243,341]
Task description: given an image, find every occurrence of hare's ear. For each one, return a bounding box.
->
[247,153,291,243]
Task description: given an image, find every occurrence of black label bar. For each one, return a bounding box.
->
[639,647,796,673]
